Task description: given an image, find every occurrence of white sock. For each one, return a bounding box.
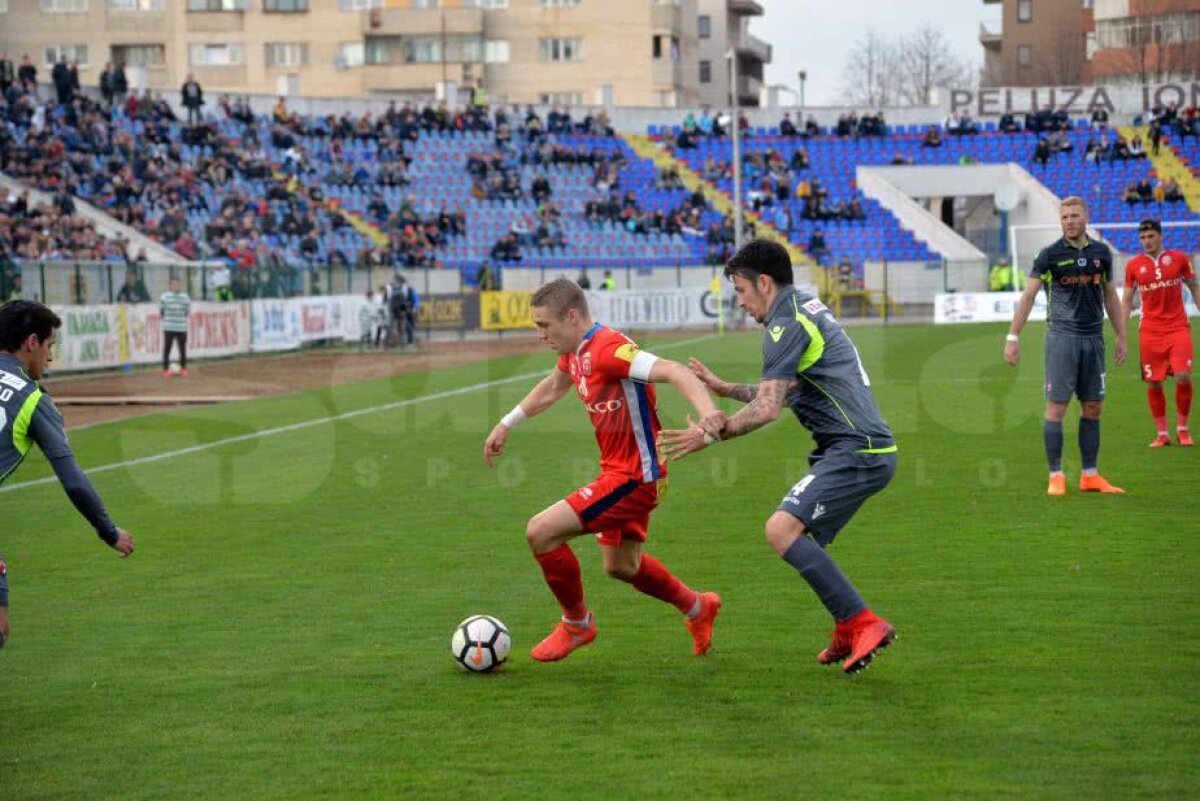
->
[685,595,702,619]
[1082,468,1098,476]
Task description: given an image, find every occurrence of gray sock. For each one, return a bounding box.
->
[1079,417,1100,471]
[1044,419,1064,473]
[782,535,867,621]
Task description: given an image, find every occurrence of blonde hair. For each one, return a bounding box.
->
[530,278,589,320]
[1060,196,1089,212]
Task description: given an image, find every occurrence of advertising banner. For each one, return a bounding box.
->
[52,305,122,371]
[934,292,1047,324]
[480,291,533,331]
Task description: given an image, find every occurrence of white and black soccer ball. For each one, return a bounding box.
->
[451,615,511,673]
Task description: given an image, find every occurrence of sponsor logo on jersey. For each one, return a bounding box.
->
[1143,278,1181,292]
[812,503,827,520]
[1057,258,1075,266]
[802,298,827,315]
[1163,255,1172,266]
[0,370,28,391]
[580,487,594,500]
[1058,273,1102,286]
[769,324,786,342]
[1093,259,1101,268]
[1077,257,1088,267]
[614,343,639,363]
[581,352,592,376]
[585,399,623,414]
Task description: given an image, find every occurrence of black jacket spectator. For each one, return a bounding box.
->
[780,114,797,137]
[52,58,72,105]
[112,64,128,100]
[181,77,205,125]
[17,55,36,88]
[0,54,13,94]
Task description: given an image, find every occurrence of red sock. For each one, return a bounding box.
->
[534,545,588,621]
[1178,381,1193,429]
[1148,385,1168,433]
[630,554,698,615]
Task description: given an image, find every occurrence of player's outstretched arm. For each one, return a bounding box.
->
[659,378,789,460]
[1004,276,1043,366]
[647,358,725,438]
[484,368,572,467]
[1103,282,1127,366]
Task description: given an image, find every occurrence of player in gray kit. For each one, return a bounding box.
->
[1004,196,1127,496]
[659,239,896,675]
[0,300,135,651]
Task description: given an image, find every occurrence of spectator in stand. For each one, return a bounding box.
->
[999,110,1020,133]
[69,60,81,102]
[17,55,36,91]
[1033,138,1052,167]
[780,113,798,137]
[1121,182,1141,205]
[115,270,151,303]
[807,228,829,264]
[52,56,72,106]
[1135,177,1154,203]
[575,268,591,290]
[1161,178,1183,203]
[112,61,128,107]
[181,74,205,125]
[1128,135,1146,158]
[1148,120,1163,156]
[490,233,522,263]
[99,62,115,108]
[921,126,942,148]
[0,52,13,97]
[803,114,819,137]
[1091,107,1109,129]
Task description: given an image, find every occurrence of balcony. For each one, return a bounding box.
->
[363,7,483,38]
[651,1,682,31]
[728,0,764,16]
[735,32,771,64]
[979,19,1003,49]
[652,58,682,87]
[736,74,761,104]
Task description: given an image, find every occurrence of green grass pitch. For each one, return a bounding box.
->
[2,320,1197,800]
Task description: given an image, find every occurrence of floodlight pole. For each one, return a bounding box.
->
[727,49,744,251]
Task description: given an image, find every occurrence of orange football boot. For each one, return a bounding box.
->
[685,592,722,656]
[842,611,896,675]
[1079,474,1124,493]
[1046,473,1067,496]
[817,623,853,665]
[1149,434,1172,448]
[530,613,596,662]
[1178,429,1194,447]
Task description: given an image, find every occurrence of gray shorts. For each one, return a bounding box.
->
[0,556,7,608]
[777,447,897,546]
[1045,331,1106,402]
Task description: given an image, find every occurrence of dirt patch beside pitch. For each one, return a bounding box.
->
[46,339,547,430]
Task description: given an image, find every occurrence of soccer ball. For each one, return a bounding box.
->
[451,615,511,673]
[169,362,182,375]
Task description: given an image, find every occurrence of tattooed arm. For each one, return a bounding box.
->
[688,357,758,404]
[718,378,790,439]
[723,383,758,403]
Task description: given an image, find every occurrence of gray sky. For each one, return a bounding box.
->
[749,0,996,106]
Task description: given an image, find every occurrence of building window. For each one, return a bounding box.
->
[113,44,165,66]
[264,0,308,10]
[699,60,711,84]
[337,42,364,67]
[40,0,87,11]
[540,37,582,62]
[539,0,580,6]
[365,40,390,64]
[1017,44,1032,68]
[698,14,710,39]
[339,0,381,9]
[265,42,309,68]
[539,91,582,105]
[0,0,10,10]
[187,0,247,9]
[189,43,245,66]
[109,0,164,9]
[484,40,509,63]
[44,44,88,66]
[1017,0,1032,22]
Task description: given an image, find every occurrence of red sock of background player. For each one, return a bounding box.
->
[630,554,701,617]
[1177,381,1193,431]
[1148,385,1167,435]
[534,545,589,623]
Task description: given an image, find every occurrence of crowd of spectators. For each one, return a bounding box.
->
[1121,177,1185,205]
[0,189,129,262]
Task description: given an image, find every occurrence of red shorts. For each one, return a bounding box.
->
[1139,328,1194,383]
[565,473,664,548]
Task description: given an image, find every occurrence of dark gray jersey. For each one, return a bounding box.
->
[0,353,118,544]
[1030,238,1113,336]
[760,287,894,453]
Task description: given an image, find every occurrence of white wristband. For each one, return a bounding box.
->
[500,405,527,429]
[703,432,717,445]
[1005,334,1020,343]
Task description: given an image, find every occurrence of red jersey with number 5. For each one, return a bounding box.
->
[557,324,665,483]
[1125,250,1195,334]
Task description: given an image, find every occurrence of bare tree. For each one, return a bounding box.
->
[1041,27,1087,85]
[897,26,975,105]
[841,28,902,108]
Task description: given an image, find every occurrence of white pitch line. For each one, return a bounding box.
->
[0,333,721,495]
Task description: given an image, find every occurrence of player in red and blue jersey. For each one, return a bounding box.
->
[1121,219,1200,447]
[483,278,725,662]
